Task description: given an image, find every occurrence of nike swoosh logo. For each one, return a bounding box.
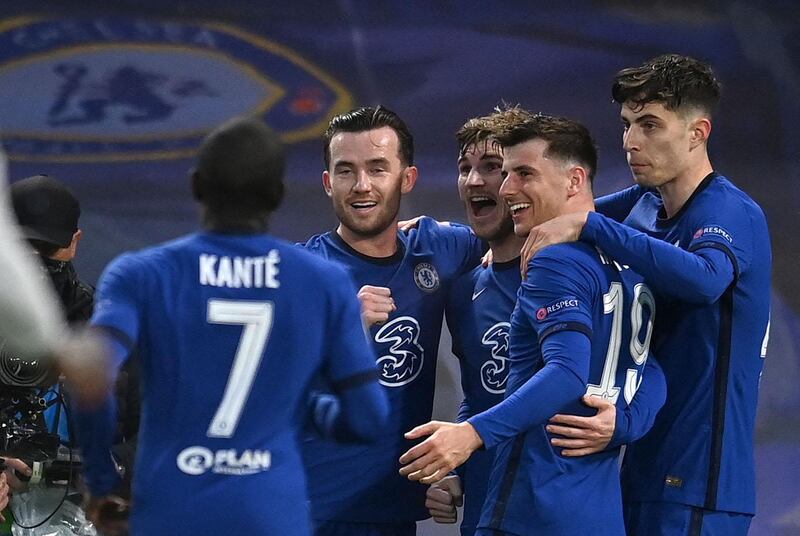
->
[472,288,486,301]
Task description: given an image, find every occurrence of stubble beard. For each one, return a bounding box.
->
[334,190,402,239]
[475,215,515,244]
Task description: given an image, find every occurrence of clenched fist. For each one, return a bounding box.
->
[358,285,396,327]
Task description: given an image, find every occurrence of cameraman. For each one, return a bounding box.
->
[2,176,138,524]
[12,175,93,324]
[0,155,84,373]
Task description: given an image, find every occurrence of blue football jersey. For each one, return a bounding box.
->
[445,259,520,536]
[601,173,772,514]
[477,243,657,536]
[85,232,380,536]
[302,217,484,523]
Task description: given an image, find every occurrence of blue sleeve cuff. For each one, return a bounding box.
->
[580,211,602,243]
[608,404,632,449]
[467,413,495,450]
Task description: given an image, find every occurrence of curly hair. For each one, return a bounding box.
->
[456,104,533,157]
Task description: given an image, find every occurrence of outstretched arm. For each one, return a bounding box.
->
[73,253,142,532]
[73,332,128,497]
[595,185,646,223]
[520,211,735,303]
[398,330,590,484]
[467,330,589,448]
[580,212,736,303]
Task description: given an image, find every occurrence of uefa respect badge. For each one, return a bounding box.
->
[0,17,352,162]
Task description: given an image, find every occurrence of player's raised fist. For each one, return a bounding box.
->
[357,285,396,327]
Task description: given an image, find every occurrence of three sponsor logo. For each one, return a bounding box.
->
[480,322,509,394]
[374,316,424,387]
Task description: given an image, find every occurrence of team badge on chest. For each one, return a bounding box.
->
[413,262,440,293]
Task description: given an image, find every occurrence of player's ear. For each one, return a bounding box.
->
[400,165,418,194]
[566,166,588,197]
[322,170,333,197]
[688,116,711,149]
[65,229,82,260]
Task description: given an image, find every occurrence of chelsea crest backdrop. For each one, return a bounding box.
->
[0,2,797,534]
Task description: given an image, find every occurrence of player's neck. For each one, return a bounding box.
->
[491,233,526,263]
[657,159,714,218]
[336,223,399,258]
[202,210,269,234]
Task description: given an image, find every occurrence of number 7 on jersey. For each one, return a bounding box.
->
[206,299,275,438]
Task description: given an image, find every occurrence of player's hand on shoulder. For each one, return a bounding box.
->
[358,285,396,327]
[481,249,493,268]
[426,474,463,524]
[520,211,588,279]
[547,394,616,456]
[397,215,426,232]
[85,494,129,536]
[399,421,483,485]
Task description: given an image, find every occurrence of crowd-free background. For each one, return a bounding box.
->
[1,1,797,534]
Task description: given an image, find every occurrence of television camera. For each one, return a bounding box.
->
[0,341,80,487]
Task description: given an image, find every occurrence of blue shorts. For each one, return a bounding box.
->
[314,520,416,536]
[624,501,752,536]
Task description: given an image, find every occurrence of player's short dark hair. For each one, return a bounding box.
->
[456,104,533,157]
[194,116,285,213]
[323,105,414,169]
[493,112,598,184]
[612,54,721,116]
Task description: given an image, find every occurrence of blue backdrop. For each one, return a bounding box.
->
[2,1,798,534]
